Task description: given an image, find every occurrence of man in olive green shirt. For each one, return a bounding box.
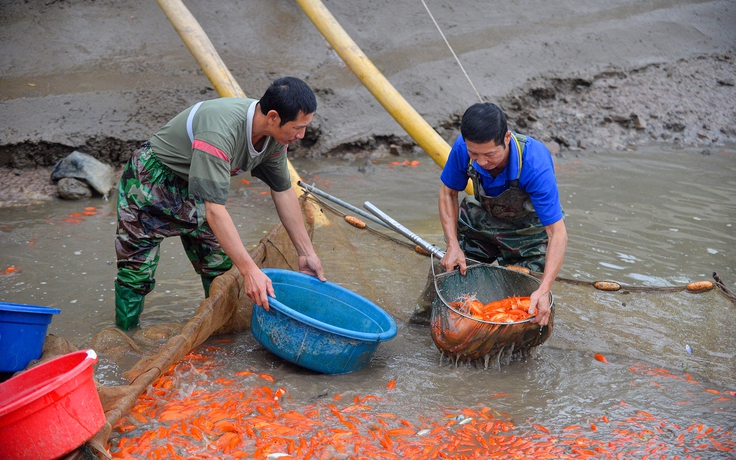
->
[115,77,325,330]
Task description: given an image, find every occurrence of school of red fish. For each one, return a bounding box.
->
[108,345,735,460]
[451,295,533,323]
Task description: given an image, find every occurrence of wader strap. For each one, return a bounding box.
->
[510,132,525,180]
[187,101,204,145]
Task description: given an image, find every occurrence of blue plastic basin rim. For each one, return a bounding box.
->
[263,296,397,343]
[260,269,397,343]
[0,302,61,315]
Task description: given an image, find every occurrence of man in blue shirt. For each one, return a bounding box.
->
[438,103,567,326]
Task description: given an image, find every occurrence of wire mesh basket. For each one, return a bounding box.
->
[431,262,554,367]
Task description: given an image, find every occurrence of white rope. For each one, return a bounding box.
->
[420,0,483,103]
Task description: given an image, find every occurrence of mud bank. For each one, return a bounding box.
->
[1,0,735,186]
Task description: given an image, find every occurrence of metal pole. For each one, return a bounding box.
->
[297,181,391,229]
[363,201,446,258]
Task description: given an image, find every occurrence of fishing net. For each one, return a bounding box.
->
[430,263,553,368]
[13,189,736,459]
[18,192,429,460]
[14,194,317,459]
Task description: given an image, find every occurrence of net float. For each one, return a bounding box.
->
[594,281,621,291]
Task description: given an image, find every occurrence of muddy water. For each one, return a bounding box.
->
[2,145,735,451]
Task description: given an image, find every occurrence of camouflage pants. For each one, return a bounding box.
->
[115,143,232,295]
[458,196,549,272]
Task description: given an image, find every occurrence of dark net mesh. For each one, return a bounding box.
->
[430,264,553,368]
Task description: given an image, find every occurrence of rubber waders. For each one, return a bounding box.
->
[115,282,146,330]
[201,276,216,298]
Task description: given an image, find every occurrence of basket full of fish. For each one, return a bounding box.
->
[431,263,553,368]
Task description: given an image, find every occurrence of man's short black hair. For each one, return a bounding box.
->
[259,76,317,126]
[460,102,508,146]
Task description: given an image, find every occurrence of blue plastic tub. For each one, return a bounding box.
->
[0,302,61,373]
[251,269,397,374]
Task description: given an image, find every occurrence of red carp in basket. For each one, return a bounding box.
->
[451,295,533,323]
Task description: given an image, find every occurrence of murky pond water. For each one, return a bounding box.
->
[2,145,735,457]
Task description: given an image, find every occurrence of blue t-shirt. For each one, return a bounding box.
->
[440,133,564,226]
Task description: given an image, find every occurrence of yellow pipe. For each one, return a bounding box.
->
[155,0,245,99]
[294,0,473,195]
[155,0,306,196]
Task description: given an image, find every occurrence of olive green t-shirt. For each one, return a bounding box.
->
[149,97,290,204]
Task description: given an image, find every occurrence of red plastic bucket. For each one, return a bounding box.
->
[0,349,105,460]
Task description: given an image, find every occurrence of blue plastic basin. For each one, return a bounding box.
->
[0,302,61,373]
[250,269,397,374]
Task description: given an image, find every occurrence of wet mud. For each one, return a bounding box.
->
[0,0,735,206]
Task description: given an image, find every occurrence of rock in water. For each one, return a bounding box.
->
[51,150,113,197]
[57,177,93,200]
[88,327,143,357]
